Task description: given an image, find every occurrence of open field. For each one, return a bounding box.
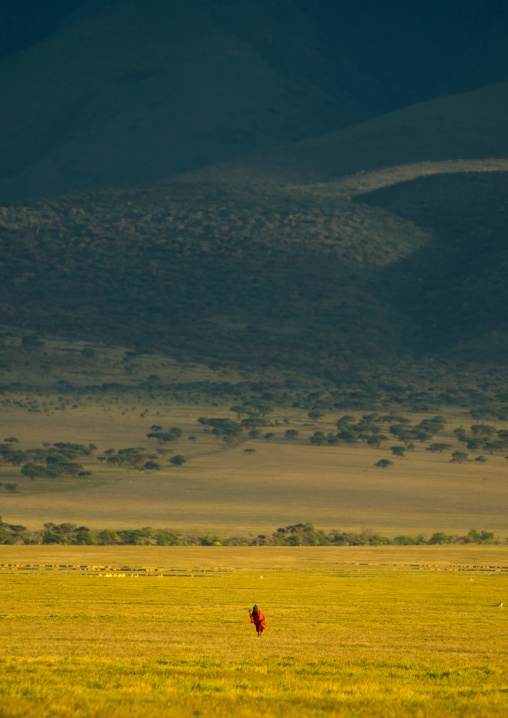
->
[2,397,508,536]
[0,546,506,717]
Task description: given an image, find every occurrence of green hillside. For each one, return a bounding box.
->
[1,168,508,405]
[0,181,426,366]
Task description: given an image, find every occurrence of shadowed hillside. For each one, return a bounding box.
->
[1,170,508,390]
[1,0,508,200]
[185,83,508,184]
[361,172,508,361]
[0,182,427,369]
[0,0,361,201]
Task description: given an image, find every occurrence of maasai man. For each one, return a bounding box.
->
[249,605,266,637]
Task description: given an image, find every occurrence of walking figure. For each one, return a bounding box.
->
[249,604,266,637]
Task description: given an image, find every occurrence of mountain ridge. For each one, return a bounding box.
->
[1,0,508,201]
[0,0,361,201]
[179,83,508,185]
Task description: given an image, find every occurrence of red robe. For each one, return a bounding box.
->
[250,609,266,633]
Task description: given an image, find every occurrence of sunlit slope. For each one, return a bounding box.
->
[183,82,508,184]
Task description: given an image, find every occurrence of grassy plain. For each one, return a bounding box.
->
[0,546,506,717]
[2,391,508,537]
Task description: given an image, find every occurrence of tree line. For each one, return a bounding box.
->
[0,519,500,546]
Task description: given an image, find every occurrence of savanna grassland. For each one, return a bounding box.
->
[0,546,506,717]
[1,342,508,538]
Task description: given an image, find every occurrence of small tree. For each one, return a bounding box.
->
[465,529,494,544]
[336,415,354,429]
[242,399,273,416]
[75,527,97,544]
[375,459,393,469]
[390,446,405,457]
[466,438,484,451]
[285,430,299,440]
[307,410,323,421]
[426,443,452,453]
[170,455,186,467]
[474,455,488,464]
[429,532,454,544]
[367,434,387,448]
[147,428,183,444]
[21,463,43,480]
[450,451,470,463]
[470,424,497,437]
[484,441,504,454]
[98,529,121,545]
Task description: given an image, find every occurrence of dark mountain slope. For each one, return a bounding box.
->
[297,0,508,111]
[0,0,88,60]
[1,171,508,383]
[2,0,506,106]
[1,0,508,201]
[447,5,508,93]
[187,82,508,184]
[360,172,508,361]
[0,181,429,373]
[0,0,361,201]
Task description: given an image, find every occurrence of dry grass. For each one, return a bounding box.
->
[2,400,508,537]
[0,547,506,717]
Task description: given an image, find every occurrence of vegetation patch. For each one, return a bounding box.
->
[0,518,502,547]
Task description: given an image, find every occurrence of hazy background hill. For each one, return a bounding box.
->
[0,0,360,201]
[1,0,508,200]
[185,82,508,184]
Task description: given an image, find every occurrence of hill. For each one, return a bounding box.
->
[183,82,508,184]
[1,167,508,403]
[0,0,362,202]
[1,0,508,201]
[360,171,508,362]
[0,181,427,370]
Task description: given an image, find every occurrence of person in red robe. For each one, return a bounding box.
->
[249,605,266,636]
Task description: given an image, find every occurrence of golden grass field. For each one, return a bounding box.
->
[0,546,506,717]
[1,389,508,538]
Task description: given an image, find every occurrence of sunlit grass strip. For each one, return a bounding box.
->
[0,556,507,716]
[0,656,506,717]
